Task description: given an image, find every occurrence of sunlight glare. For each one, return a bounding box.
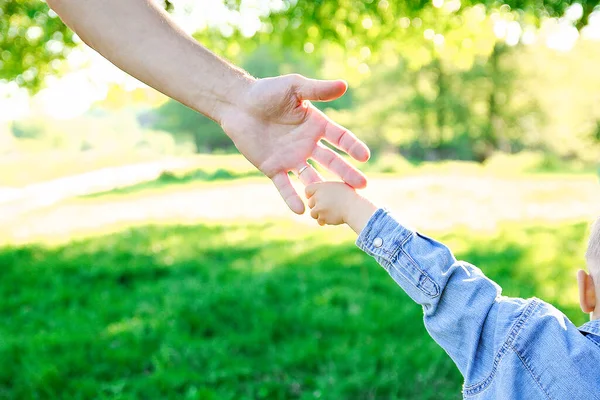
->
[32,72,106,120]
[565,3,584,22]
[0,82,30,122]
[582,11,600,40]
[546,20,579,52]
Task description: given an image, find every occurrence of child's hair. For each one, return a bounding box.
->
[586,217,600,285]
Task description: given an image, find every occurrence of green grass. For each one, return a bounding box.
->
[81,168,262,200]
[2,148,596,191]
[0,219,589,399]
[72,153,597,204]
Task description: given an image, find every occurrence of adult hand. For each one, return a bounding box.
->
[46,0,369,214]
[219,74,370,214]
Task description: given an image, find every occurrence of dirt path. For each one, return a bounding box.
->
[0,159,194,219]
[3,175,598,241]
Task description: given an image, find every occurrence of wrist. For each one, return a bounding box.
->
[226,70,256,109]
[206,67,256,127]
[344,194,378,235]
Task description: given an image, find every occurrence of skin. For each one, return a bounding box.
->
[578,269,599,321]
[306,181,600,322]
[46,0,371,214]
[305,181,377,234]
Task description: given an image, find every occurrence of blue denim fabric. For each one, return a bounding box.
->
[356,208,600,399]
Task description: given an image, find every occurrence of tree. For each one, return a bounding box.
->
[146,100,233,153]
[3,0,596,92]
[0,0,75,91]
[11,118,45,139]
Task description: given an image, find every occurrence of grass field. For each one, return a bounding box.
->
[0,217,590,399]
[3,150,595,189]
[1,151,596,399]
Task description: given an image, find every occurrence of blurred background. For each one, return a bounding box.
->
[1,0,600,398]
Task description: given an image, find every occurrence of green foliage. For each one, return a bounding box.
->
[515,38,600,163]
[6,0,597,93]
[366,152,416,174]
[0,219,588,398]
[0,0,75,91]
[326,40,546,163]
[203,1,595,80]
[147,100,234,154]
[212,1,593,56]
[320,28,600,164]
[11,119,45,139]
[242,45,319,79]
[4,0,600,167]
[9,117,76,148]
[6,110,172,155]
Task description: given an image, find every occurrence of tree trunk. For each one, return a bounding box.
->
[487,43,510,155]
[435,59,447,149]
[410,70,429,160]
[193,132,204,153]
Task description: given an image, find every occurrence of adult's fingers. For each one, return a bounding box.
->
[323,117,370,162]
[312,144,367,189]
[296,163,323,186]
[294,75,348,102]
[272,172,304,215]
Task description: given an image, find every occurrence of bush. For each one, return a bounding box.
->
[367,153,414,174]
[485,151,595,174]
[485,151,546,174]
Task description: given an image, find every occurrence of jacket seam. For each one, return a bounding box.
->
[462,299,540,397]
[511,344,553,400]
[584,334,600,351]
[379,228,409,259]
[396,234,440,298]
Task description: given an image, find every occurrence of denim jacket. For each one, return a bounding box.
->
[356,209,600,399]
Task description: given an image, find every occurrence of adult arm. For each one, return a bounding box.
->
[47,0,371,214]
[47,0,248,123]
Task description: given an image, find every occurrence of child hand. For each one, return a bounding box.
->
[305,182,356,226]
[305,182,378,233]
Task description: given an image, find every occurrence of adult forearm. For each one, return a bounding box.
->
[47,0,254,123]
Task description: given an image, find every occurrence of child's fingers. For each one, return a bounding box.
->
[308,197,316,209]
[305,183,319,199]
[318,218,326,226]
[310,208,319,220]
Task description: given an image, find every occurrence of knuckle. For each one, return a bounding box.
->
[338,129,348,146]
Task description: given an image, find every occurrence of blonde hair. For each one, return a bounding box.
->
[586,217,600,284]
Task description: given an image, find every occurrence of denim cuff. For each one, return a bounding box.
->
[355,208,414,266]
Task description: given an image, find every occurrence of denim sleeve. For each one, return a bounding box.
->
[356,208,530,382]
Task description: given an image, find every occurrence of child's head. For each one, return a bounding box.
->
[578,217,600,319]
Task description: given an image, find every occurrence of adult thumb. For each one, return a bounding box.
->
[295,76,348,102]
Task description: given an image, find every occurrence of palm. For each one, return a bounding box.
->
[220,74,370,214]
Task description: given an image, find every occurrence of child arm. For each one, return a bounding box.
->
[305,182,535,384]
